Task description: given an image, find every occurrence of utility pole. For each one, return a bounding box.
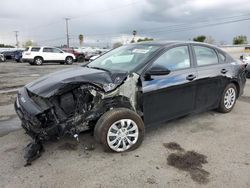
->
[64,18,70,48]
[14,30,19,49]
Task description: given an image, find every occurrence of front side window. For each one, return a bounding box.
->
[152,46,190,71]
[194,46,218,66]
[52,48,63,53]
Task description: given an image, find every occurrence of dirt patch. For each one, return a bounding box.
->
[0,93,16,106]
[4,146,18,153]
[163,142,184,151]
[58,143,78,150]
[146,177,157,184]
[165,143,209,184]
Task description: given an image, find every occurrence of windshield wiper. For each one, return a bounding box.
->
[87,66,111,74]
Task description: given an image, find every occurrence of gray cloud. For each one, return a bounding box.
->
[0,0,250,46]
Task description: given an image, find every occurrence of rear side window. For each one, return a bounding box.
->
[24,48,29,51]
[31,47,40,52]
[194,46,218,66]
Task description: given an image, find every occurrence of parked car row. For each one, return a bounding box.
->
[0,49,24,62]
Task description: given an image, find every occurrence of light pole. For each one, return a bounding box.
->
[14,30,19,49]
[65,18,70,47]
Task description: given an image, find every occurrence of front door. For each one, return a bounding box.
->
[142,45,197,126]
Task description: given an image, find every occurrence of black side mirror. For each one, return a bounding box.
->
[146,65,171,76]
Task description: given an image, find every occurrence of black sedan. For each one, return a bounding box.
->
[15,41,246,163]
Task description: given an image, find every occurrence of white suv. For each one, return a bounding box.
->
[22,47,76,65]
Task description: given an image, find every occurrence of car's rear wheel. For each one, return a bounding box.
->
[34,57,43,65]
[65,56,73,65]
[218,83,237,113]
[94,108,145,152]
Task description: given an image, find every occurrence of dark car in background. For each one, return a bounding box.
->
[1,49,24,62]
[15,41,246,163]
[14,50,24,62]
[1,50,15,60]
[61,47,85,62]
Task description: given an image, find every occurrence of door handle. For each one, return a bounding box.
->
[221,69,228,74]
[186,74,196,81]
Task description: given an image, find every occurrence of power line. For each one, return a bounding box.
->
[35,13,250,45]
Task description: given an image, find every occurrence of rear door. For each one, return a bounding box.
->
[142,45,197,125]
[192,45,227,112]
[42,47,54,61]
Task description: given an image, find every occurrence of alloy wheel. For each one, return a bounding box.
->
[107,119,139,152]
[224,87,236,109]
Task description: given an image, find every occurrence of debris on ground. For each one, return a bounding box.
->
[165,142,210,184]
[24,141,44,166]
[163,142,184,151]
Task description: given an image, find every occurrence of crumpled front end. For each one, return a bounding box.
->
[14,72,141,165]
[15,87,60,140]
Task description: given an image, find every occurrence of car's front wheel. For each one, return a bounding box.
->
[94,108,145,152]
[218,83,237,113]
[65,56,73,65]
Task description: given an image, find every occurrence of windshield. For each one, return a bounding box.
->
[87,44,160,72]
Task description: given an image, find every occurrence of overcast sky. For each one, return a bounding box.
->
[1,0,250,47]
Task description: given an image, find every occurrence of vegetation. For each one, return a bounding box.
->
[23,40,37,47]
[137,37,154,43]
[193,35,206,42]
[233,35,248,45]
[0,44,14,48]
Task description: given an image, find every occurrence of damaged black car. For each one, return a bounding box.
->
[15,41,246,163]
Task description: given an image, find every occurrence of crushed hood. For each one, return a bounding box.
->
[25,66,128,98]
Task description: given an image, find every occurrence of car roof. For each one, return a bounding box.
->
[133,40,219,49]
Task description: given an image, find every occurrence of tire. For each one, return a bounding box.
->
[77,55,85,62]
[65,56,73,65]
[94,108,145,152]
[34,57,43,65]
[217,83,237,113]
